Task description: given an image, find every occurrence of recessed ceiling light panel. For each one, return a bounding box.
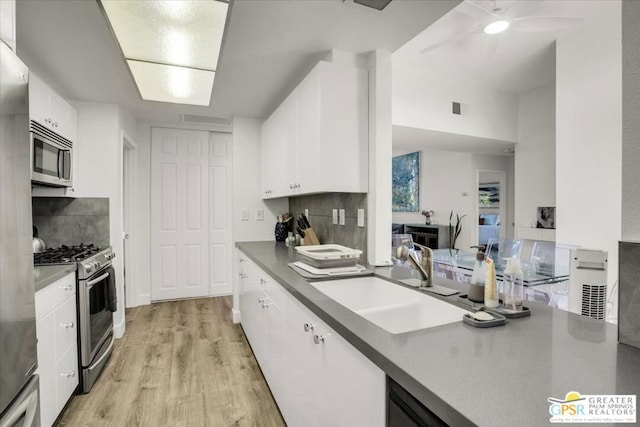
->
[100,0,228,106]
[127,60,214,106]
[101,0,227,70]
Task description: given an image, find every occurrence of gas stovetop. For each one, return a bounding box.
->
[34,243,101,265]
[34,244,115,279]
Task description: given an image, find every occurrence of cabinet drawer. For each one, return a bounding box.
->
[36,273,76,319]
[36,313,57,427]
[54,296,77,362]
[55,346,78,415]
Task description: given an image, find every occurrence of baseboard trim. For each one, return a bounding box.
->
[232,308,241,324]
[138,293,151,306]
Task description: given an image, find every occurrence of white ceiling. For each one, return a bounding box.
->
[15,0,458,123]
[391,0,618,155]
[393,0,618,94]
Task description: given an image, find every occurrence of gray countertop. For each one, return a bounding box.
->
[237,241,640,427]
[34,264,76,292]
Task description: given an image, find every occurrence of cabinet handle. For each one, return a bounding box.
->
[59,322,74,329]
[239,258,246,263]
[61,371,76,378]
[258,297,268,303]
[313,334,330,344]
[239,273,247,279]
[58,284,73,291]
[54,122,58,128]
[289,184,294,190]
[261,301,272,308]
[295,183,300,189]
[303,323,316,332]
[259,278,267,285]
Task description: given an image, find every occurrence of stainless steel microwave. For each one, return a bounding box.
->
[30,121,73,187]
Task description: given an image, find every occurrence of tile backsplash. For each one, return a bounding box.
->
[32,197,110,248]
[289,193,367,261]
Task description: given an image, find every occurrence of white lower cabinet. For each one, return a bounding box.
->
[238,251,385,427]
[35,272,78,427]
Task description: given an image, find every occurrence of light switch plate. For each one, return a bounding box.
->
[357,209,365,227]
[304,208,309,218]
[240,208,249,221]
[339,209,345,226]
[332,209,338,225]
[256,208,264,221]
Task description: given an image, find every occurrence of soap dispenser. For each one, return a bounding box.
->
[484,257,499,308]
[502,257,524,312]
[468,250,486,303]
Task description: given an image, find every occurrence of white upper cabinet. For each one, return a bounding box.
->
[0,0,16,51]
[29,73,78,143]
[261,60,368,199]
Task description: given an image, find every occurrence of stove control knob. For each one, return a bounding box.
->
[95,261,102,269]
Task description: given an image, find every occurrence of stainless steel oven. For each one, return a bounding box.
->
[30,121,72,187]
[77,250,115,393]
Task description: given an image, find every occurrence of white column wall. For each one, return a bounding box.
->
[367,50,393,266]
[556,4,622,289]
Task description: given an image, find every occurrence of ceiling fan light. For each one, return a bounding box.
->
[484,20,510,35]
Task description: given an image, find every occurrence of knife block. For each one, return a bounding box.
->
[301,228,320,246]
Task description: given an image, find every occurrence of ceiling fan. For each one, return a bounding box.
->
[419,0,583,54]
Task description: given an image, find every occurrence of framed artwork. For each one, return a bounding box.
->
[479,183,500,207]
[537,207,556,229]
[392,151,420,212]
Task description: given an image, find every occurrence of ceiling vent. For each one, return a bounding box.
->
[180,114,232,126]
[345,0,393,11]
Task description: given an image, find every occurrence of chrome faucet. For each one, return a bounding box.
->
[396,242,434,288]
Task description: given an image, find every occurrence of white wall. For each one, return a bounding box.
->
[71,101,136,338]
[515,83,556,229]
[392,148,512,251]
[392,64,519,143]
[132,122,151,307]
[232,117,288,242]
[622,0,640,242]
[556,4,622,289]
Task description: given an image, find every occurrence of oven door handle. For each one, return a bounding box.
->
[86,272,109,288]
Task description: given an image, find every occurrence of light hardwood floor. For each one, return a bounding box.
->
[56,297,286,427]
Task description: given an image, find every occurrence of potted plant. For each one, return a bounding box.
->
[448,210,467,254]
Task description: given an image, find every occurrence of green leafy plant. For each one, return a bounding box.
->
[448,210,467,252]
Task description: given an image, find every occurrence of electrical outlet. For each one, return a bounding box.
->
[240,208,249,221]
[332,209,338,225]
[339,209,345,226]
[357,209,365,227]
[256,209,264,221]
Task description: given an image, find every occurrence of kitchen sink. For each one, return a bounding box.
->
[310,277,468,334]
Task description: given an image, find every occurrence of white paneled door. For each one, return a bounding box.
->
[150,128,232,301]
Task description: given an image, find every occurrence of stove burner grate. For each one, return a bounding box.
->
[34,243,101,265]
